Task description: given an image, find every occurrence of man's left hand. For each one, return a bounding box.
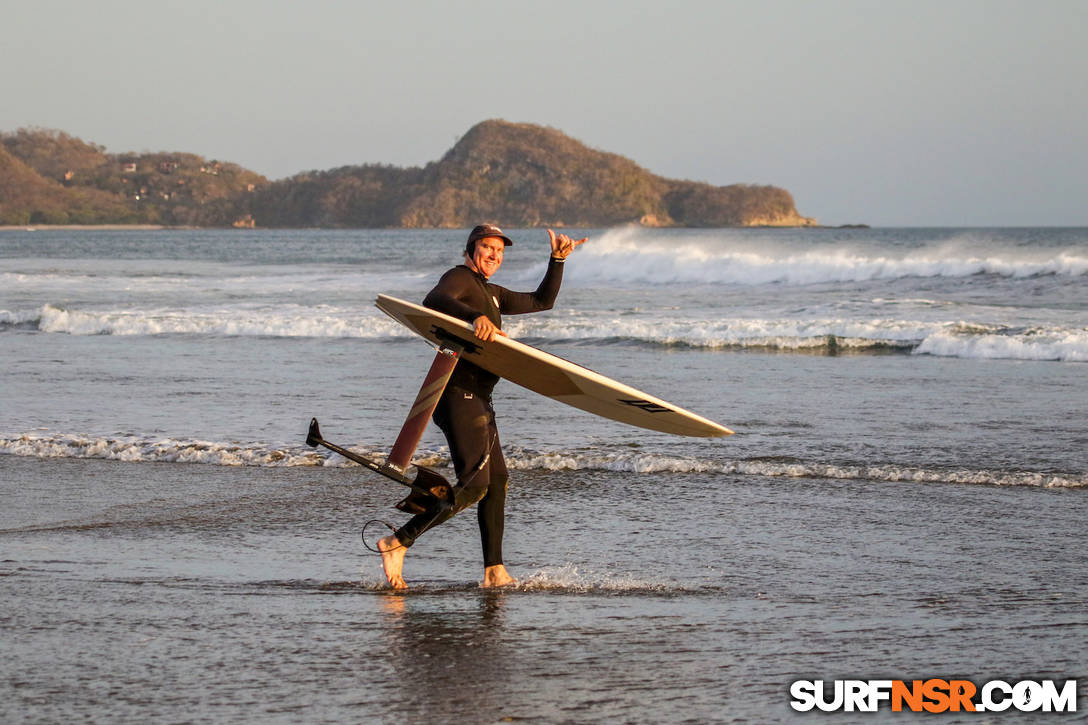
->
[473,315,506,342]
[548,229,588,260]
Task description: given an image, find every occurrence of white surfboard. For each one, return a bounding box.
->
[376,294,733,438]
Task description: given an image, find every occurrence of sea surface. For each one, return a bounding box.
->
[2,227,1086,722]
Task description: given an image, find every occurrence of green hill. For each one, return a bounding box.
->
[1,122,815,228]
[0,136,138,225]
[0,128,266,226]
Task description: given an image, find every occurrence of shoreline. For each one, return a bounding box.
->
[0,224,173,231]
[1,223,864,232]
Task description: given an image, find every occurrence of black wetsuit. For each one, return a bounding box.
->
[394,259,564,566]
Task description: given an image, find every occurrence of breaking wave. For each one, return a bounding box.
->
[0,432,330,467]
[503,448,1086,488]
[7,305,1085,362]
[558,228,1088,286]
[3,432,1083,489]
[1,304,410,338]
[914,324,1088,362]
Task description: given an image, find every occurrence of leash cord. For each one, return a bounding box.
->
[360,519,400,554]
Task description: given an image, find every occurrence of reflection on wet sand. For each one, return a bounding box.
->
[377,590,519,719]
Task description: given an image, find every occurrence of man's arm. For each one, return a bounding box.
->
[497,229,588,315]
[495,257,564,315]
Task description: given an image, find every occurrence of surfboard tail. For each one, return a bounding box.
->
[386,346,461,471]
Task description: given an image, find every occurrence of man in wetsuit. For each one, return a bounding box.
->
[377,223,587,589]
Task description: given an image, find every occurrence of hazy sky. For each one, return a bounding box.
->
[3,0,1085,226]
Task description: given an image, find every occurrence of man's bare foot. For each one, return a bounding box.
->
[481,564,516,588]
[377,534,407,589]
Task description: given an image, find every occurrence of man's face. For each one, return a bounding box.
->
[468,236,505,278]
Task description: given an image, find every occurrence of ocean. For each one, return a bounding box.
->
[2,226,1086,722]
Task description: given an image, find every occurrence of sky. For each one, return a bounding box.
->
[3,0,1086,226]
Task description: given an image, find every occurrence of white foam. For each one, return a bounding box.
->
[12,300,934,349]
[543,228,1088,286]
[0,432,330,467]
[0,308,43,327]
[4,432,1081,488]
[0,262,428,297]
[11,303,1088,362]
[500,446,1086,488]
[916,326,1088,362]
[719,459,1086,488]
[507,317,1088,361]
[29,303,411,338]
[517,563,674,592]
[504,315,930,351]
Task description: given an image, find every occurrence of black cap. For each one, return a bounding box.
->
[466,223,513,249]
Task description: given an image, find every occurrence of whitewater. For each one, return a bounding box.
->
[3,226,1087,362]
[2,431,1083,490]
[2,223,1086,500]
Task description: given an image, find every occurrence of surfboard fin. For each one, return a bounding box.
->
[305,417,324,448]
